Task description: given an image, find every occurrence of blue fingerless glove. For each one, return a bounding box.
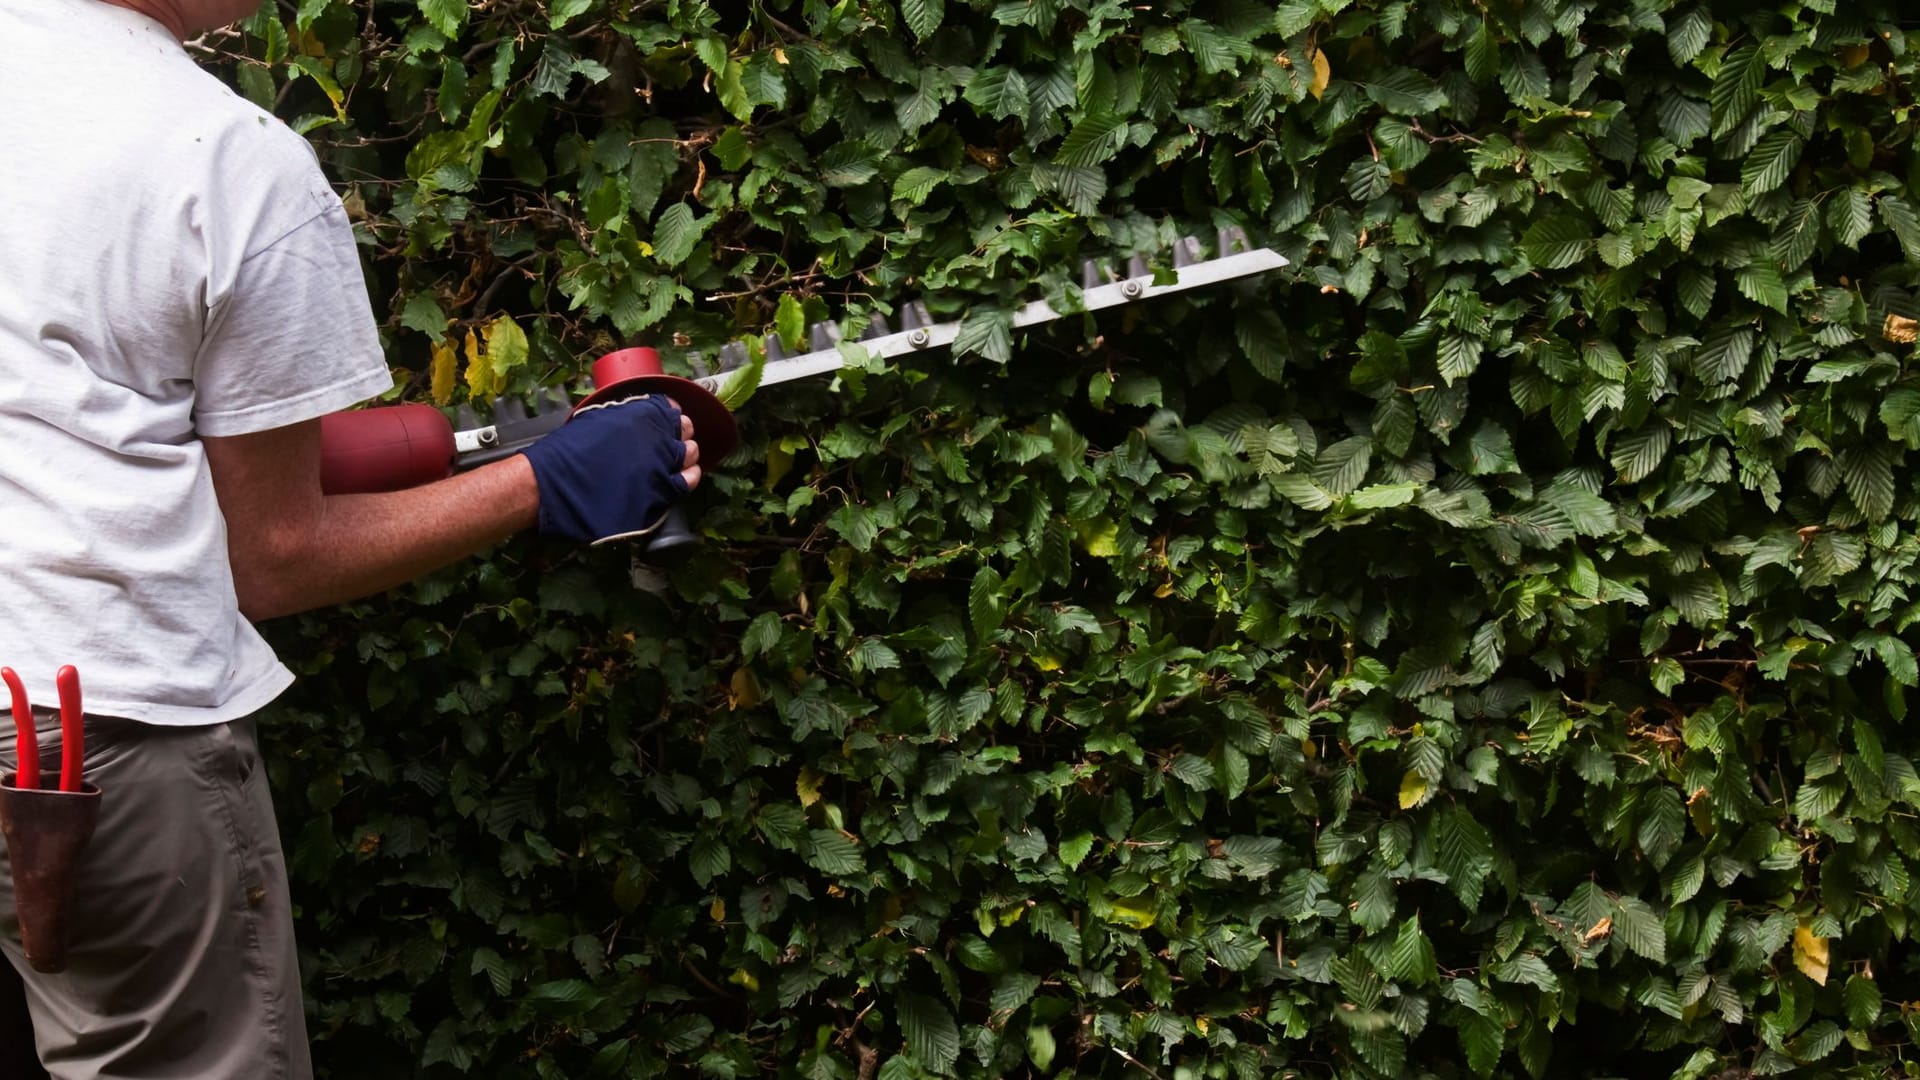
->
[521,393,689,545]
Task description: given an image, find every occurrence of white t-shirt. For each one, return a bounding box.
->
[0,0,394,724]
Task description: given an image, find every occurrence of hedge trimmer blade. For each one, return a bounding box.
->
[697,227,1288,399]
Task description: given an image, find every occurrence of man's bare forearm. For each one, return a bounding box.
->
[205,422,540,621]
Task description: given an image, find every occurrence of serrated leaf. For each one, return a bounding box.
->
[896,990,960,1073]
[1710,45,1763,137]
[1365,67,1445,115]
[1845,974,1882,1028]
[1612,896,1667,962]
[807,830,864,875]
[1741,129,1803,198]
[1881,195,1920,261]
[1881,387,1920,448]
[953,307,1013,364]
[1311,436,1373,495]
[1460,1010,1504,1077]
[1611,426,1671,483]
[1667,7,1710,65]
[969,565,1007,640]
[900,0,944,41]
[1794,925,1830,986]
[1831,189,1874,248]
[1055,113,1126,168]
[1520,215,1593,269]
[651,202,706,267]
[1838,444,1896,521]
[775,294,806,353]
[417,0,467,37]
[1736,263,1789,313]
[1693,327,1755,383]
[1398,770,1430,809]
[1636,785,1686,869]
[891,165,947,206]
[1309,47,1332,100]
[1677,264,1717,320]
[1438,333,1484,385]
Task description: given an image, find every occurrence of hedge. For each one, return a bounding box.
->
[202,0,1920,1076]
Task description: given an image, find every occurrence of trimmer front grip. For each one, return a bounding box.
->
[319,404,457,495]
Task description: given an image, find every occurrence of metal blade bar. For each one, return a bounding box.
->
[692,247,1288,394]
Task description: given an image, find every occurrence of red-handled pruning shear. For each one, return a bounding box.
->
[2,666,84,792]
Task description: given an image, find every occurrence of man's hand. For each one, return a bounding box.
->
[520,394,702,544]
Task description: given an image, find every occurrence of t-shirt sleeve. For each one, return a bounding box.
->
[191,200,394,437]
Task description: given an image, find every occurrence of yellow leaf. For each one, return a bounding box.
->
[728,668,760,709]
[727,968,760,992]
[1106,896,1157,930]
[1309,47,1332,100]
[1398,770,1429,809]
[1077,518,1119,557]
[1885,312,1918,344]
[462,328,489,397]
[797,766,823,808]
[1794,924,1830,986]
[709,897,726,922]
[429,339,458,405]
[1030,652,1062,672]
[483,314,530,380]
[766,445,794,491]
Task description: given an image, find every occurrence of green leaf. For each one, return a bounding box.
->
[1054,113,1126,168]
[1710,45,1763,137]
[417,0,466,37]
[1741,129,1803,198]
[1612,896,1668,962]
[1677,264,1717,320]
[1611,426,1671,483]
[1880,195,1920,261]
[1692,327,1755,383]
[1026,1025,1057,1071]
[1831,189,1874,248]
[1880,387,1920,448]
[1520,215,1593,269]
[1667,7,1711,65]
[896,990,960,1073]
[807,830,864,875]
[1636,786,1686,869]
[900,0,944,41]
[1460,1010,1504,1078]
[1845,974,1882,1029]
[1838,444,1897,521]
[891,166,947,206]
[969,564,1007,640]
[1438,333,1484,384]
[651,202,706,267]
[1365,68,1445,114]
[1311,436,1373,496]
[1735,264,1788,314]
[953,307,1013,364]
[775,294,806,354]
[1058,831,1094,871]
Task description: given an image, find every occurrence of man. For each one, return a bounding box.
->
[0,0,701,1076]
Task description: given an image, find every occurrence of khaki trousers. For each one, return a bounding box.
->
[0,713,309,1080]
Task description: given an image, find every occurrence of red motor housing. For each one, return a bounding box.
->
[319,404,456,494]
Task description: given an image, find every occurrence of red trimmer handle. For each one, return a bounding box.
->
[319,404,458,495]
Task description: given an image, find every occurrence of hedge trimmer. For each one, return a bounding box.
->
[319,227,1288,560]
